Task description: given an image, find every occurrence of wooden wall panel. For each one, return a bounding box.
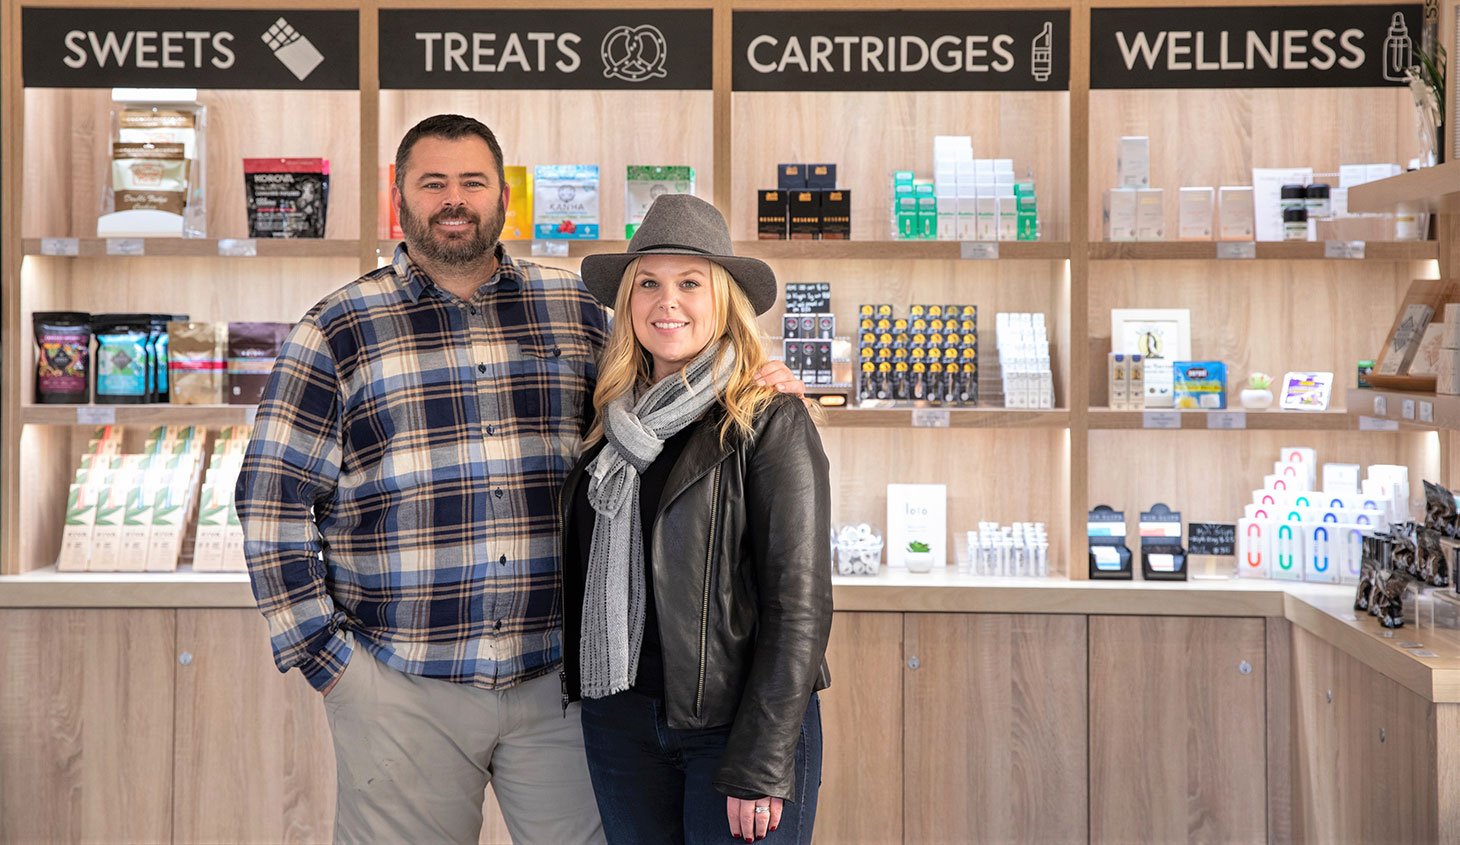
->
[0,608,175,842]
[816,612,903,844]
[21,89,361,240]
[378,90,715,239]
[1089,615,1267,843]
[904,613,1087,843]
[731,91,1070,241]
[1088,88,1416,240]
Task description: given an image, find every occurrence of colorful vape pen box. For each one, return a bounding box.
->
[1173,360,1227,409]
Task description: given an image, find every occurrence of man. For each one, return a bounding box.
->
[236,114,800,843]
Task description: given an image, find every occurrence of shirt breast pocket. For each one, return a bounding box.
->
[510,337,594,431]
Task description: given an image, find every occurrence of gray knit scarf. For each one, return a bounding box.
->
[580,341,734,699]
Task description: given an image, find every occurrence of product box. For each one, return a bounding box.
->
[956,198,977,241]
[1117,136,1150,188]
[532,165,599,240]
[243,158,329,238]
[1178,187,1215,240]
[1109,353,1131,409]
[1102,189,1137,241]
[1217,186,1255,241]
[625,166,695,238]
[758,190,788,240]
[146,486,187,572]
[789,190,821,240]
[1172,360,1227,409]
[918,197,937,240]
[820,189,850,240]
[778,164,807,190]
[897,197,919,240]
[976,196,997,241]
[1135,188,1165,241]
[118,488,153,573]
[502,165,531,240]
[996,196,1018,241]
[806,164,836,189]
[56,485,97,571]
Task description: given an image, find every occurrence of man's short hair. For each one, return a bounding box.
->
[394,114,507,190]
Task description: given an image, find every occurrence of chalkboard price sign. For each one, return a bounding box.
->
[1188,522,1237,556]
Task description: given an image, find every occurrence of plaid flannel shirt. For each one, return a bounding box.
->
[236,244,610,691]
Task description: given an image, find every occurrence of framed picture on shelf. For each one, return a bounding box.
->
[1111,308,1191,408]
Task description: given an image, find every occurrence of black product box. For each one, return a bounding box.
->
[820,189,851,240]
[799,315,817,338]
[1088,505,1133,580]
[806,163,837,189]
[758,190,788,240]
[812,339,833,385]
[783,315,801,338]
[789,191,821,240]
[778,164,807,190]
[817,315,835,339]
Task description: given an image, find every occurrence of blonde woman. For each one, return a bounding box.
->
[559,194,832,844]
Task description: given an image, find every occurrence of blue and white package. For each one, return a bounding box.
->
[533,165,600,240]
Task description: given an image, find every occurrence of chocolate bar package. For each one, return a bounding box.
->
[33,311,92,404]
[789,191,821,240]
[228,322,292,405]
[758,190,788,240]
[244,158,330,238]
[820,189,851,240]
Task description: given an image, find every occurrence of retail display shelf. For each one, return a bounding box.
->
[22,238,364,258]
[1345,388,1460,430]
[476,240,1074,261]
[0,566,253,608]
[1088,407,1354,430]
[22,404,256,426]
[1348,160,1460,214]
[820,407,1068,428]
[1088,241,1438,261]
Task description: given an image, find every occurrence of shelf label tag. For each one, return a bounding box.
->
[911,408,950,428]
[1373,396,1388,416]
[218,238,257,257]
[1325,240,1365,259]
[1207,411,1246,429]
[1358,415,1399,431]
[1217,241,1255,259]
[530,240,569,258]
[77,406,116,425]
[960,241,999,260]
[1421,401,1434,423]
[1142,411,1181,429]
[41,237,79,256]
[106,238,144,256]
[1402,398,1416,420]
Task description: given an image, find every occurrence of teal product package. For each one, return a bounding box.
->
[1173,360,1228,409]
[533,165,600,240]
[94,314,153,404]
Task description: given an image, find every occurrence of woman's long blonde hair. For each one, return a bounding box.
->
[586,257,778,447]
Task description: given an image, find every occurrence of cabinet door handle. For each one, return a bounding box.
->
[907,656,920,670]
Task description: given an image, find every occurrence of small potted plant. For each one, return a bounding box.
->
[1240,372,1274,410]
[905,540,934,573]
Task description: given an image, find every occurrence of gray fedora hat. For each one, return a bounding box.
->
[580,194,778,316]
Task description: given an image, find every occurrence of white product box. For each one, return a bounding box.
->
[1102,188,1137,241]
[934,135,972,162]
[938,210,957,241]
[1178,187,1214,240]
[1252,167,1312,242]
[57,485,96,572]
[957,198,977,240]
[1117,136,1150,188]
[1366,163,1402,183]
[1271,523,1305,580]
[1300,521,1343,583]
[1339,164,1369,188]
[887,483,948,568]
[977,196,998,241]
[1237,518,1271,578]
[996,197,1018,240]
[1322,463,1361,494]
[1135,188,1165,241]
[956,161,978,183]
[1218,186,1255,240]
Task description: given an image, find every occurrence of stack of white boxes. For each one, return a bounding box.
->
[996,312,1054,409]
[933,136,1020,242]
[1236,447,1411,584]
[1103,136,1164,242]
[192,426,252,572]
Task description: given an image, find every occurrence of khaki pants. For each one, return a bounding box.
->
[323,645,604,844]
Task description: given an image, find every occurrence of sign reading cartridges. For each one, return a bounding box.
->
[378,10,712,89]
[22,8,358,89]
[1091,5,1424,88]
[733,11,1070,91]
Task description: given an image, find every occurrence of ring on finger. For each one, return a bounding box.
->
[754,806,771,814]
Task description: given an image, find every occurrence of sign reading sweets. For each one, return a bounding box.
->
[378,10,712,90]
[733,11,1070,91]
[22,8,358,89]
[1091,4,1423,88]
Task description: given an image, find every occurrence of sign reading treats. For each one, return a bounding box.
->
[22,8,358,89]
[1091,5,1423,89]
[733,11,1071,91]
[378,10,713,90]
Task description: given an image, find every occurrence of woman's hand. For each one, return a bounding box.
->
[753,360,805,397]
[727,795,782,841]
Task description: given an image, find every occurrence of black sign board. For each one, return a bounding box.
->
[1189,523,1237,556]
[785,283,832,314]
[733,11,1070,92]
[378,10,712,90]
[23,8,358,89]
[1091,5,1423,89]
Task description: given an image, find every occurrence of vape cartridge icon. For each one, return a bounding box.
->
[262,17,325,82]
[1383,12,1412,82]
[1032,21,1053,82]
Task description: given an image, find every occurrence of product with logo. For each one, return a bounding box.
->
[625,166,695,238]
[93,314,154,404]
[758,190,788,239]
[112,142,188,214]
[32,311,92,404]
[503,165,531,240]
[533,165,599,239]
[168,321,227,405]
[1172,361,1227,409]
[244,158,329,238]
[228,322,292,405]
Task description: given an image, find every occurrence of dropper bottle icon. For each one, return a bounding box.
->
[1383,12,1412,82]
[1032,21,1053,82]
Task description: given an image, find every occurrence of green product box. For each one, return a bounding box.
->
[1358,360,1375,389]
[1017,194,1037,213]
[918,197,937,240]
[914,182,935,198]
[898,197,918,240]
[1018,212,1038,241]
[625,165,696,238]
[1014,181,1036,197]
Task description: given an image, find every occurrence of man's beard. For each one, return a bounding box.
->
[399,201,504,266]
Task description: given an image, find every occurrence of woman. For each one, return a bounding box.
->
[560,194,833,845]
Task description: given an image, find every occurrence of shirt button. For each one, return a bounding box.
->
[486,424,495,435]
[495,488,504,499]
[499,554,507,566]
[495,620,503,631]
[553,347,562,358]
[478,363,486,374]
[469,306,478,315]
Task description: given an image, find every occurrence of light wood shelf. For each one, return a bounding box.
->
[22,238,363,259]
[1088,241,1438,261]
[1348,160,1460,214]
[439,240,1074,262]
[821,407,1068,428]
[1089,407,1357,431]
[1345,388,1460,430]
[22,404,255,427]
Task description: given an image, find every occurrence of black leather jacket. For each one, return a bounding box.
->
[560,394,833,802]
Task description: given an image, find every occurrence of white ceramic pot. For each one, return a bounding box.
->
[1239,388,1274,410]
[905,551,935,573]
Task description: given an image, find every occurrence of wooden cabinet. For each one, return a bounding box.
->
[1089,616,1268,843]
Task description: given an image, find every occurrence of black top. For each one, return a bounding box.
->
[572,424,697,700]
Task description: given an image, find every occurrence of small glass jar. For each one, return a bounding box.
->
[1282,207,1308,242]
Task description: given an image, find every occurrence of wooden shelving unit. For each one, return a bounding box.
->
[1088,408,1356,431]
[1349,159,1460,214]
[1088,241,1438,261]
[22,238,363,259]
[1345,388,1460,431]
[21,404,255,427]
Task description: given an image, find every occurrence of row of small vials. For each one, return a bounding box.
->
[963,522,1050,578]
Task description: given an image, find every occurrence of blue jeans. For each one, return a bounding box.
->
[580,690,822,845]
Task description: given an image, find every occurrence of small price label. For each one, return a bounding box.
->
[1402,399,1416,420]
[960,241,999,260]
[1216,241,1256,259]
[1374,396,1388,416]
[1142,411,1181,429]
[1421,401,1434,423]
[105,238,145,256]
[530,240,569,257]
[911,408,950,428]
[1413,650,1439,658]
[1206,411,1247,430]
[77,406,116,425]
[1359,415,1399,431]
[40,237,79,256]
[218,238,257,257]
[1324,240,1366,259]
